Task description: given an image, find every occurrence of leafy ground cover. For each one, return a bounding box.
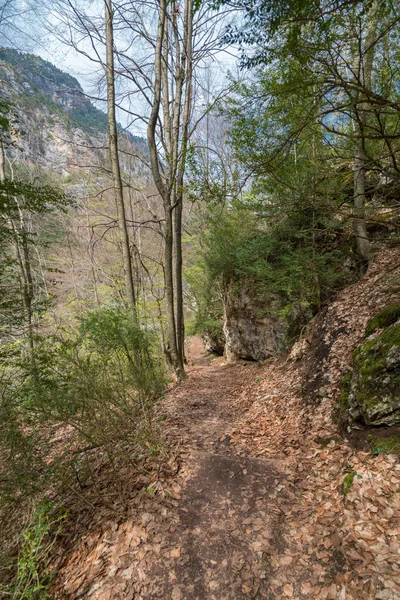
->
[35,246,400,599]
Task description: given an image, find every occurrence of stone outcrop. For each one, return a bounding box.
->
[223,284,295,361]
[341,317,400,426]
[202,330,225,356]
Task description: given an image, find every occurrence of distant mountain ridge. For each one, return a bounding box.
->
[0,48,147,173]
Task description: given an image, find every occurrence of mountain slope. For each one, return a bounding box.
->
[0,48,147,176]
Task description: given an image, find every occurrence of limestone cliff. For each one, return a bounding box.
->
[0,48,147,179]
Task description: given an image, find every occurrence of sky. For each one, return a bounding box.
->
[0,0,240,136]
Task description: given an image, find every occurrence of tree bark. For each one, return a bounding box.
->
[352,0,378,270]
[105,0,136,307]
[0,138,5,181]
[147,0,186,380]
[1,150,37,369]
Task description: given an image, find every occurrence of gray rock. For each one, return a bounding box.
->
[222,283,309,361]
[340,324,400,426]
[202,331,225,356]
[386,345,400,370]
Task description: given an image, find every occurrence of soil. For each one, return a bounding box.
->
[348,423,400,452]
[53,248,400,600]
[54,341,289,600]
[138,339,285,599]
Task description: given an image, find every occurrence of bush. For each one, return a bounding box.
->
[0,501,65,600]
[0,308,167,502]
[202,199,352,319]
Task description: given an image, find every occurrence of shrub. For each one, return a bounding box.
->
[0,501,65,600]
[0,308,167,502]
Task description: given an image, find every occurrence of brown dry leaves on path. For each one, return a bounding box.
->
[54,247,400,599]
[231,246,400,599]
[55,348,284,600]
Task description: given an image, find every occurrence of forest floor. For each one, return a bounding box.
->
[54,247,400,600]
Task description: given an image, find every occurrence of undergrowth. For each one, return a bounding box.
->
[0,501,65,600]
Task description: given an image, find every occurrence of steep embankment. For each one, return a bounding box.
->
[52,247,400,600]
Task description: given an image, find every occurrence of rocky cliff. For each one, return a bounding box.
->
[0,48,147,179]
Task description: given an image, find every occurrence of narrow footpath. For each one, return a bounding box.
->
[56,249,400,600]
[140,341,284,599]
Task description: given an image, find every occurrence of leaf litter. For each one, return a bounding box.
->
[52,247,400,599]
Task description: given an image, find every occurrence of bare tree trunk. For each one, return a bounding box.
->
[105,0,136,307]
[352,0,378,270]
[174,0,193,366]
[1,138,37,367]
[147,0,185,380]
[173,198,184,363]
[85,209,100,306]
[0,138,5,181]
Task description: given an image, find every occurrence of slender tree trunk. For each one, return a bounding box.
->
[164,202,181,374]
[172,0,193,370]
[1,139,37,367]
[353,146,373,266]
[173,198,184,364]
[147,0,185,380]
[105,0,136,307]
[352,0,378,269]
[85,210,100,306]
[0,138,5,181]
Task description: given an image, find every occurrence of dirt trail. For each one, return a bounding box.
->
[56,341,289,600]
[56,248,400,600]
[140,340,284,599]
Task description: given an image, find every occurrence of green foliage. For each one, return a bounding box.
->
[186,51,357,343]
[0,179,69,216]
[1,501,65,600]
[1,501,64,599]
[0,308,167,502]
[342,470,357,497]
[202,195,351,321]
[79,308,167,399]
[370,435,400,457]
[365,304,400,337]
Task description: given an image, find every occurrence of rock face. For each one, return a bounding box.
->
[341,321,400,426]
[202,331,225,356]
[0,48,148,177]
[223,284,289,361]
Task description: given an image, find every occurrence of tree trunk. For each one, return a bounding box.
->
[1,138,37,368]
[173,197,184,365]
[105,0,136,307]
[352,0,378,269]
[164,202,184,378]
[354,145,373,267]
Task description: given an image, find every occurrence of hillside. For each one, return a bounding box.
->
[0,48,147,175]
[41,245,400,600]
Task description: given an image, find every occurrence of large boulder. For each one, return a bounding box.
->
[341,321,400,426]
[223,284,307,361]
[201,330,225,356]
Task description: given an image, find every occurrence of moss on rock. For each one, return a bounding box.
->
[365,303,400,337]
[340,322,400,426]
